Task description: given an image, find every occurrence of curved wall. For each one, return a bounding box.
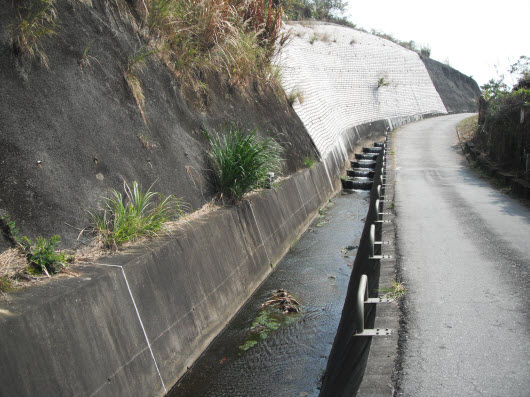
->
[278,22,447,158]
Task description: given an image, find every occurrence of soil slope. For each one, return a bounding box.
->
[0,0,317,249]
[421,57,481,113]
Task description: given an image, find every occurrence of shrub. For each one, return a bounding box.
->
[10,0,59,69]
[420,45,431,58]
[377,77,389,88]
[476,88,530,169]
[20,235,67,275]
[303,156,316,168]
[477,56,530,170]
[88,181,186,250]
[204,126,284,202]
[287,88,304,106]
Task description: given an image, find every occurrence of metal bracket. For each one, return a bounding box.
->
[355,328,392,336]
[366,297,392,303]
[369,254,393,260]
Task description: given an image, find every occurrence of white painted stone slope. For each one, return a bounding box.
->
[278,22,447,157]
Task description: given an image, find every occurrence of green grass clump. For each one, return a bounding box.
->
[0,276,14,293]
[303,156,316,168]
[88,181,185,250]
[378,279,406,300]
[377,77,389,88]
[1,213,67,276]
[20,235,67,275]
[10,0,59,69]
[205,126,284,202]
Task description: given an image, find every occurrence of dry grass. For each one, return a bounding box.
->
[457,115,478,142]
[10,0,59,69]
[124,71,147,122]
[287,87,304,106]
[132,0,289,94]
[0,248,78,297]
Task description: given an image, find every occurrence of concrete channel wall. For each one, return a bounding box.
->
[0,114,429,397]
[320,135,388,397]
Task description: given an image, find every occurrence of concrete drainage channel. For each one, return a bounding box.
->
[168,139,396,397]
[321,135,400,397]
[341,142,385,192]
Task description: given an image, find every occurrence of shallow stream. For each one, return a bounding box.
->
[168,189,370,397]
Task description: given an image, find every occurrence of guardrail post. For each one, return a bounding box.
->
[355,275,368,333]
[374,199,381,220]
[369,224,375,257]
[354,275,392,336]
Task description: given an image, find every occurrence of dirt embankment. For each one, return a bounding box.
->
[421,57,481,113]
[0,0,317,251]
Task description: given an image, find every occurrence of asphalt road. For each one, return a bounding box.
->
[394,114,530,396]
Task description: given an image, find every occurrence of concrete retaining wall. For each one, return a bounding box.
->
[0,113,433,397]
[278,22,447,158]
[0,141,350,397]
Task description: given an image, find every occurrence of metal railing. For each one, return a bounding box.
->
[354,275,392,336]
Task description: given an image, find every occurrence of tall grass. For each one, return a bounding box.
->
[205,126,284,202]
[88,181,186,250]
[136,0,289,88]
[123,46,158,122]
[10,0,59,69]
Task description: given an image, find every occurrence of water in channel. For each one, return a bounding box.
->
[168,189,370,397]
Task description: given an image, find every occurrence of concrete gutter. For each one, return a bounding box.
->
[0,115,432,397]
[0,161,334,397]
[355,133,400,397]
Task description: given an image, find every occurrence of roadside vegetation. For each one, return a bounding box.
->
[87,181,186,251]
[279,0,431,57]
[0,213,71,294]
[204,126,284,203]
[9,0,59,69]
[280,0,350,26]
[475,56,529,173]
[366,29,431,58]
[457,115,478,143]
[7,0,290,103]
[377,279,406,300]
[133,0,289,92]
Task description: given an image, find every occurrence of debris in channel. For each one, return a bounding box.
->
[239,289,303,351]
[261,289,301,314]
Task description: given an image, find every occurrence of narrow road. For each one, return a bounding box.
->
[394,114,530,396]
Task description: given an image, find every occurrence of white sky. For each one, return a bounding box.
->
[344,0,529,87]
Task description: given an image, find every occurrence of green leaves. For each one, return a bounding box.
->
[205,126,284,202]
[21,235,67,275]
[89,181,186,250]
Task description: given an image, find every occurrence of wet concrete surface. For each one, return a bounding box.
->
[394,114,530,396]
[168,189,370,397]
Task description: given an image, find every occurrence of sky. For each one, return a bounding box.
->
[344,0,529,87]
